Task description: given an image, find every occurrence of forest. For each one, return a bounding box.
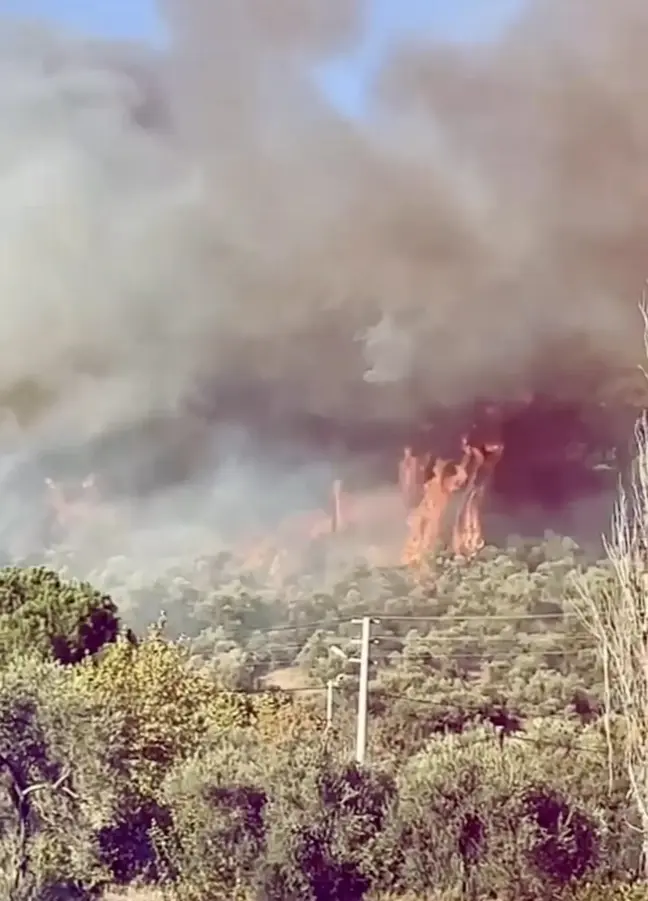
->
[1,489,648,901]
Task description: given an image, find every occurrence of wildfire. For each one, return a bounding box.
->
[235,434,503,579]
[401,437,503,565]
[42,435,503,577]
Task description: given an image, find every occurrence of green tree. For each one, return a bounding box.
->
[0,566,121,667]
[72,626,260,886]
[255,745,395,901]
[161,736,395,901]
[375,721,632,900]
[73,626,256,800]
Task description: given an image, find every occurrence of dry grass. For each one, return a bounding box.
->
[102,890,165,901]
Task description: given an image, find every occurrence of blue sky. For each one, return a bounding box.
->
[0,0,524,115]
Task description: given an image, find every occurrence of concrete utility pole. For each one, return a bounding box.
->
[326,678,335,729]
[352,616,373,766]
[324,657,348,732]
[328,621,378,762]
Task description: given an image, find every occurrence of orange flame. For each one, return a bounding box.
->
[452,440,503,558]
[401,434,503,565]
[401,442,471,565]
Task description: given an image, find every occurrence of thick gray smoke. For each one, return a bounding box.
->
[161,0,648,422]
[0,1,646,574]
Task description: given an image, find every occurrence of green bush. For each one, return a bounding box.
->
[0,540,644,900]
[159,730,269,899]
[253,746,395,901]
[73,626,256,799]
[373,723,629,900]
[160,736,396,901]
[72,626,258,887]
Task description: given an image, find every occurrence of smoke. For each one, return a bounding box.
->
[0,1,646,573]
[160,0,648,421]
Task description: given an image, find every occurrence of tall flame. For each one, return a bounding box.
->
[402,436,503,566]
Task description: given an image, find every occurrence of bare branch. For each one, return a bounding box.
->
[573,403,648,877]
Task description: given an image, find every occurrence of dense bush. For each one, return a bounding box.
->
[73,626,256,797]
[370,720,635,900]
[159,733,396,901]
[69,625,258,886]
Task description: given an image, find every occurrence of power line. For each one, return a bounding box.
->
[503,732,608,756]
[376,728,608,759]
[203,643,309,654]
[232,685,327,695]
[186,610,583,640]
[201,647,598,667]
[377,612,579,623]
[235,685,602,721]
[380,633,595,646]
[195,617,355,637]
[386,648,597,661]
[375,690,596,715]
[225,687,608,757]
[368,693,608,755]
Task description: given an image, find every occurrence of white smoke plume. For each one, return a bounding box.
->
[0,1,646,574]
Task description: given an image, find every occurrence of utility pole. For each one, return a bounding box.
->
[352,616,373,766]
[326,679,334,729]
[324,672,345,732]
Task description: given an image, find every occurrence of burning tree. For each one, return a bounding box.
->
[401,436,504,565]
[401,444,472,566]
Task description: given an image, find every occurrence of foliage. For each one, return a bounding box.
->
[0,565,121,668]
[567,883,648,901]
[73,625,257,801]
[67,625,259,887]
[0,654,118,900]
[573,413,648,881]
[0,532,644,900]
[161,734,395,901]
[254,745,396,901]
[158,729,270,899]
[369,720,633,900]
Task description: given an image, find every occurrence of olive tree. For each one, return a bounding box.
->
[0,654,118,900]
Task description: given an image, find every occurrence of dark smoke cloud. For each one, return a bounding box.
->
[0,1,646,571]
[159,0,648,427]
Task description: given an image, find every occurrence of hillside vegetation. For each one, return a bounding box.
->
[1,510,648,901]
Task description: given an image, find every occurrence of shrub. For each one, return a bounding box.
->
[568,883,648,901]
[255,745,396,901]
[160,730,269,899]
[74,626,256,799]
[375,723,618,900]
[160,736,396,901]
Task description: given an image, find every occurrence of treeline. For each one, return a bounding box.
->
[0,564,646,901]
